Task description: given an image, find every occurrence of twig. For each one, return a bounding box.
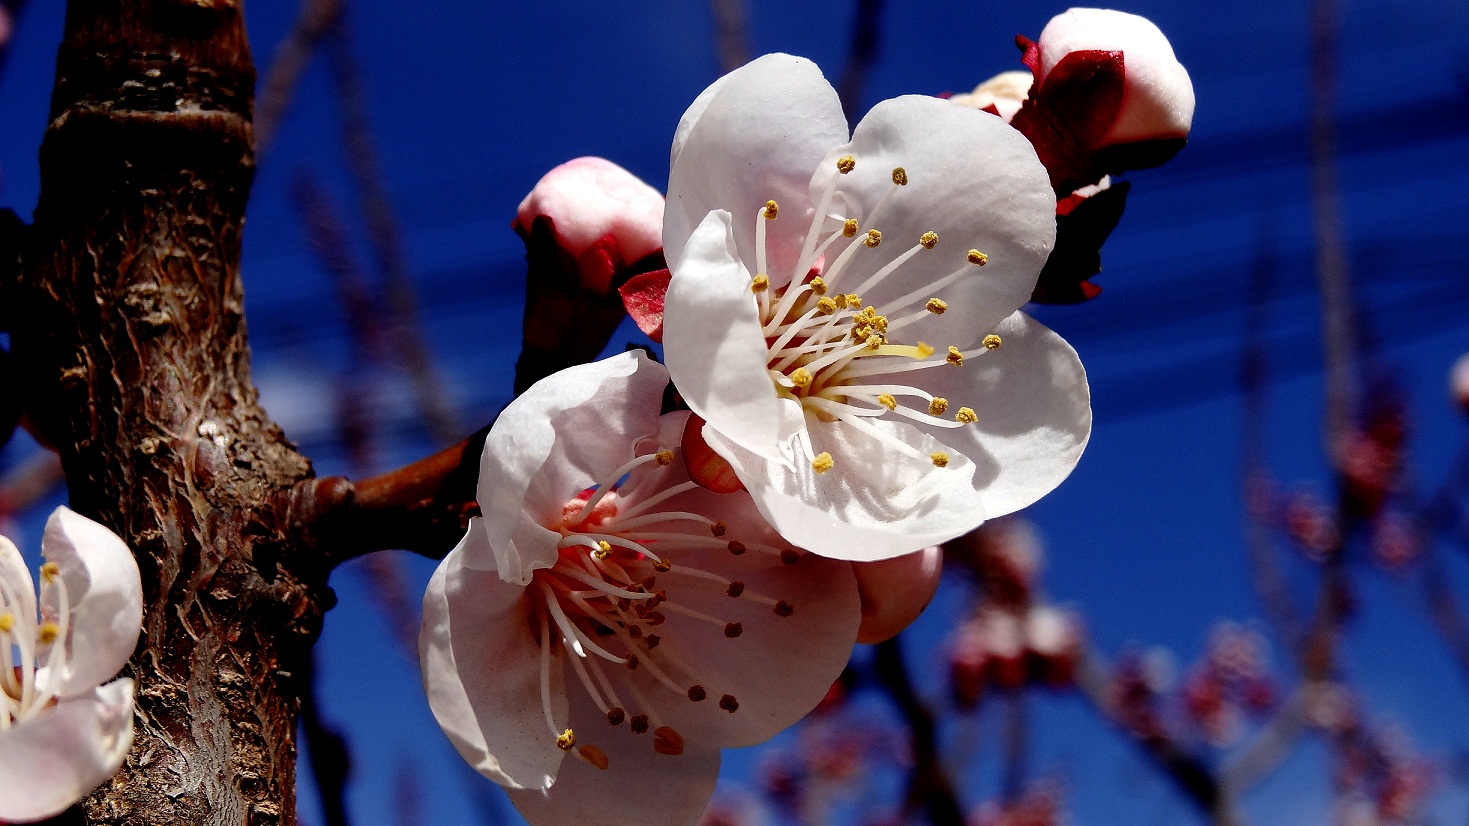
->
[1220,685,1310,795]
[256,0,343,153]
[873,636,965,825]
[999,690,1028,803]
[707,0,751,74]
[836,0,884,119]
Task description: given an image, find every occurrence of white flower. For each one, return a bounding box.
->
[661,54,1091,561]
[0,508,142,822]
[948,70,1033,122]
[419,351,860,826]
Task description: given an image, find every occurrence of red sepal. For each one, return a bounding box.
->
[618,268,672,344]
[680,413,744,493]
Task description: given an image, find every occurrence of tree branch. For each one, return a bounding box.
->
[873,636,965,826]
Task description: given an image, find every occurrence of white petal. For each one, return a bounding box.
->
[816,95,1055,346]
[706,415,989,560]
[0,532,37,634]
[475,351,669,583]
[664,53,848,281]
[663,211,787,465]
[896,311,1091,518]
[39,508,142,699]
[0,678,134,822]
[419,525,568,791]
[507,684,721,826]
[948,71,1033,122]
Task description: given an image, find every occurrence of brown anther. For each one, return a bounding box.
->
[919,231,938,249]
[956,407,978,424]
[780,549,800,565]
[641,576,657,589]
[646,611,666,626]
[865,229,882,248]
[653,726,685,756]
[751,274,770,293]
[626,654,639,670]
[946,346,964,366]
[646,634,662,649]
[687,685,707,702]
[891,167,908,186]
[652,559,672,573]
[578,744,610,770]
[928,397,949,416]
[836,155,856,174]
[809,276,828,295]
[617,598,631,612]
[763,199,779,219]
[655,449,675,466]
[724,622,744,638]
[925,297,948,315]
[727,581,746,598]
[967,249,989,266]
[556,729,576,751]
[607,707,627,726]
[727,540,747,556]
[775,600,795,617]
[719,694,740,713]
[710,521,727,537]
[628,625,643,639]
[630,715,650,734]
[843,219,859,237]
[982,334,1003,350]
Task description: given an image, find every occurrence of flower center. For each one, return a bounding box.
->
[0,560,74,730]
[749,156,1004,474]
[528,446,799,769]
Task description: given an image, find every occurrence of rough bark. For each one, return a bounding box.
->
[9,1,326,823]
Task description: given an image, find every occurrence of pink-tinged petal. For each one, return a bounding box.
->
[38,508,142,699]
[1037,8,1194,144]
[680,413,744,494]
[419,524,568,791]
[897,311,1091,518]
[475,351,669,583]
[0,532,36,632]
[705,415,989,561]
[947,71,1033,122]
[0,678,134,823]
[1451,352,1469,415]
[617,267,672,343]
[663,211,787,464]
[815,95,1055,347]
[854,545,943,644]
[665,54,848,282]
[507,684,721,826]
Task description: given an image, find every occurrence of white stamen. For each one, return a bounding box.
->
[805,398,929,461]
[539,613,559,738]
[850,241,929,297]
[610,480,702,523]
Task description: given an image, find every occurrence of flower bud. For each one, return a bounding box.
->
[948,70,1032,122]
[1452,353,1469,416]
[853,545,943,644]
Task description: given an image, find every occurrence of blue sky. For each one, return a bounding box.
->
[2,1,1469,823]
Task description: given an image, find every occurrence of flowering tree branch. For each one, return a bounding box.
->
[873,637,965,825]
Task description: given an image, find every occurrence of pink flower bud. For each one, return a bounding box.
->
[1036,8,1194,145]
[852,545,943,644]
[1452,353,1469,415]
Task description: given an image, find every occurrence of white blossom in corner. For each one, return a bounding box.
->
[0,508,142,822]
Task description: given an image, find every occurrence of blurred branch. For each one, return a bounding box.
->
[1220,685,1310,795]
[873,636,965,826]
[836,0,883,119]
[300,652,352,826]
[256,0,343,152]
[999,690,1028,803]
[708,0,750,74]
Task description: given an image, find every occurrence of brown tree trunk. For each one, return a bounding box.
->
[9,1,323,823]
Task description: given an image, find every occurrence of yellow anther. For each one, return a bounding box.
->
[919,231,939,249]
[710,521,727,537]
[815,296,838,316]
[809,276,828,295]
[891,167,908,186]
[845,294,862,308]
[836,155,856,174]
[763,199,779,219]
[790,368,813,388]
[865,229,882,248]
[956,407,978,424]
[655,449,674,466]
[946,346,965,366]
[916,342,936,358]
[983,334,1003,350]
[812,452,835,474]
[925,298,948,315]
[843,219,860,237]
[873,315,889,333]
[39,622,60,645]
[928,398,949,416]
[751,274,770,293]
[877,394,898,411]
[931,452,951,468]
[967,249,989,266]
[653,559,673,573]
[40,561,60,582]
[556,729,576,751]
[0,612,13,633]
[594,541,612,560]
[578,745,610,770]
[859,306,878,319]
[865,333,886,350]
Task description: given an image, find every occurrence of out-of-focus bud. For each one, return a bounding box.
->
[981,607,1027,689]
[853,545,943,644]
[1451,353,1469,415]
[1024,605,1082,686]
[949,619,989,708]
[948,70,1032,121]
[511,157,667,394]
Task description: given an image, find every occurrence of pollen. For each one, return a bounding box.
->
[40,561,60,582]
[594,541,612,560]
[956,407,978,424]
[726,581,746,597]
[556,729,576,751]
[710,521,727,537]
[607,707,626,726]
[865,229,883,248]
[928,398,949,416]
[38,622,60,645]
[790,368,813,388]
[916,342,936,358]
[931,452,951,468]
[578,745,610,770]
[655,449,675,466]
[836,155,856,174]
[815,297,838,316]
[775,600,795,617]
[877,394,898,411]
[720,694,740,713]
[843,219,859,237]
[751,274,770,293]
[891,167,908,186]
[925,298,948,315]
[865,333,886,350]
[0,612,12,633]
[653,726,685,756]
[763,199,779,219]
[812,452,835,474]
[920,231,938,249]
[845,294,862,308]
[967,249,989,266]
[630,715,650,735]
[809,276,828,295]
[946,346,964,366]
[727,540,747,556]
[724,622,744,638]
[780,549,800,565]
[983,334,1003,350]
[687,685,708,702]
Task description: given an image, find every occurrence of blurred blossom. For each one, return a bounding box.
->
[1369,513,1421,572]
[1451,352,1469,415]
[969,782,1065,826]
[1284,491,1338,561]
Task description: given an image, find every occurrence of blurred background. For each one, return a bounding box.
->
[2,0,1468,823]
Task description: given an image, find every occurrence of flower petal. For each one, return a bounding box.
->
[705,414,989,560]
[814,95,1055,346]
[853,545,943,644]
[665,53,848,282]
[895,311,1091,518]
[663,210,787,464]
[475,351,669,583]
[39,508,142,699]
[419,523,568,791]
[0,532,37,634]
[507,683,721,826]
[0,678,134,822]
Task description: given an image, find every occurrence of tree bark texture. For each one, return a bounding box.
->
[9,1,324,822]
